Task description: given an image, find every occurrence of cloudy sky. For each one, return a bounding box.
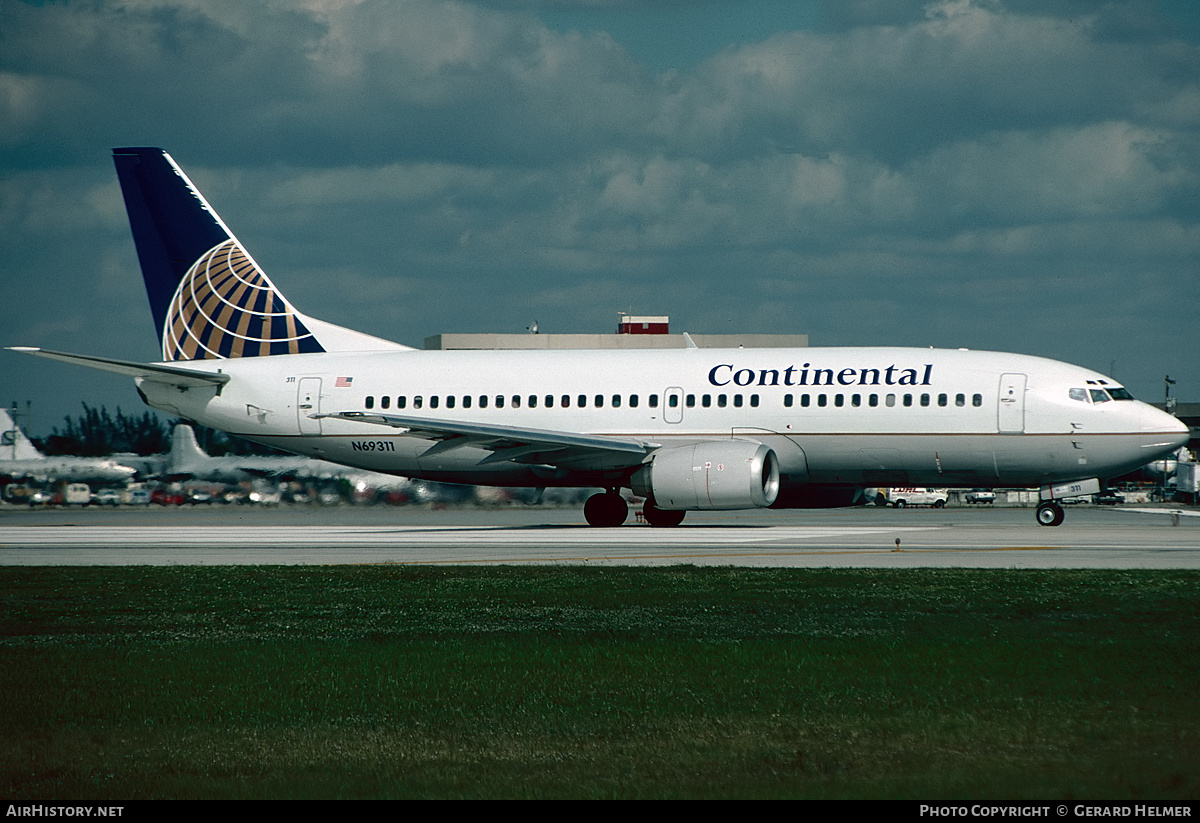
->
[2,0,1198,433]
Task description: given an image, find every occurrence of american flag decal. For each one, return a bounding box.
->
[335,376,353,388]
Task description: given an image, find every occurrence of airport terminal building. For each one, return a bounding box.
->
[426,315,809,351]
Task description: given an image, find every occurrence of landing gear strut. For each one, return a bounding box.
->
[584,491,628,527]
[1036,501,1064,527]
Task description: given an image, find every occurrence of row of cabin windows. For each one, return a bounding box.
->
[366,393,662,411]
[361,391,984,411]
[784,392,984,409]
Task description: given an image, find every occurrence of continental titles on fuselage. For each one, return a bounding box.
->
[708,363,934,388]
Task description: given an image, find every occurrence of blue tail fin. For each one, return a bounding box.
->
[113,148,332,361]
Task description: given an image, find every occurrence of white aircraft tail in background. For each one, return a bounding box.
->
[8,148,1190,527]
[1,408,43,461]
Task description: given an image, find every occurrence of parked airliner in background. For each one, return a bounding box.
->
[162,422,411,490]
[0,408,137,484]
[8,148,1189,526]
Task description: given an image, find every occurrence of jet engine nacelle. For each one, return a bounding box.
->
[631,441,780,510]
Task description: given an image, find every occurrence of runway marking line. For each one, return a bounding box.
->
[366,545,1075,565]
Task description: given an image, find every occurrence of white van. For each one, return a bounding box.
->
[64,483,91,506]
[886,488,948,508]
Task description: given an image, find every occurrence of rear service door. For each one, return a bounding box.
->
[298,377,323,435]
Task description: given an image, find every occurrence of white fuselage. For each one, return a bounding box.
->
[133,346,1189,493]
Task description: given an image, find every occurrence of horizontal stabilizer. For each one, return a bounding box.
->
[7,347,230,388]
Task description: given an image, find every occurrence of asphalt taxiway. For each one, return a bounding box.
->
[1,504,1198,567]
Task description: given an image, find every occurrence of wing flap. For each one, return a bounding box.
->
[315,410,656,468]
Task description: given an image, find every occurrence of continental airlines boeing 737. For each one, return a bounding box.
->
[8,148,1190,526]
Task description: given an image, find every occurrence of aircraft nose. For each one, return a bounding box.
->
[1149,405,1190,448]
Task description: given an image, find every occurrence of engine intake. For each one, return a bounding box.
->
[632,441,780,510]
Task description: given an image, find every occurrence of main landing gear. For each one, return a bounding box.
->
[1036,501,1065,527]
[582,491,688,527]
[642,498,686,528]
[583,491,627,527]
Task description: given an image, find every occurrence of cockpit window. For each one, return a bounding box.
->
[1069,388,1088,402]
[1108,387,1134,400]
[1089,389,1111,404]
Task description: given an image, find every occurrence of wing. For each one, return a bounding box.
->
[315,410,658,471]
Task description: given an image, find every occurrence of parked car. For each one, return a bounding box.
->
[964,489,995,504]
[887,488,949,508]
[25,489,51,507]
[1096,491,1124,505]
[94,488,123,506]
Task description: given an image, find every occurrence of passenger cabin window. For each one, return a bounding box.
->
[365,396,374,410]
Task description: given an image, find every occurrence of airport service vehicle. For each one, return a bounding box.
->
[63,483,91,506]
[887,488,948,508]
[9,149,1190,528]
[964,489,996,504]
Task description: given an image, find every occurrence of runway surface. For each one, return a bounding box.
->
[1,504,1198,567]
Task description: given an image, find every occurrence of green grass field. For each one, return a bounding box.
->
[1,566,1197,799]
